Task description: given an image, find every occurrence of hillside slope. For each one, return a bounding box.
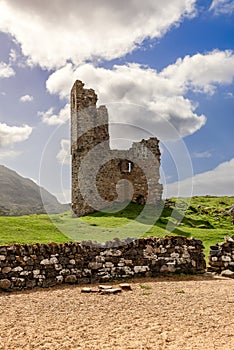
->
[0,165,69,215]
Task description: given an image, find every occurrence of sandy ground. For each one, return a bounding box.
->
[0,275,233,350]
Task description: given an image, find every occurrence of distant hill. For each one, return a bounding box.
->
[0,165,69,215]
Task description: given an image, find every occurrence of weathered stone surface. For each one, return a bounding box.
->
[99,285,113,290]
[119,283,132,291]
[100,288,122,295]
[56,276,63,284]
[89,262,103,270]
[2,267,11,274]
[0,236,206,292]
[0,279,11,290]
[65,275,77,284]
[209,235,234,273]
[134,266,149,274]
[221,269,234,278]
[81,287,92,293]
[70,80,162,217]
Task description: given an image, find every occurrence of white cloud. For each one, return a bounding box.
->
[0,0,196,69]
[160,50,234,95]
[47,63,206,142]
[47,50,234,141]
[192,151,212,159]
[38,104,70,125]
[0,122,32,147]
[225,92,234,99]
[19,94,33,102]
[0,61,15,78]
[56,139,70,165]
[166,158,234,197]
[209,0,234,15]
[9,49,17,63]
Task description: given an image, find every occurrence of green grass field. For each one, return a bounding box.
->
[0,196,233,259]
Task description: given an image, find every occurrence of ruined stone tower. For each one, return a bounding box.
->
[71,80,163,217]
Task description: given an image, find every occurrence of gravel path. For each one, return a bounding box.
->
[0,275,233,350]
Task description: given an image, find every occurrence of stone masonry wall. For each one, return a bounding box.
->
[0,236,206,292]
[71,80,163,217]
[208,235,234,273]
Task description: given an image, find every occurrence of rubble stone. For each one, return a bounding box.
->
[0,236,206,291]
[0,279,11,290]
[209,235,234,273]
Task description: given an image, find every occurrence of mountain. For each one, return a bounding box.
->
[0,165,69,215]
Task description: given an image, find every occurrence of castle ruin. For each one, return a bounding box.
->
[71,80,163,217]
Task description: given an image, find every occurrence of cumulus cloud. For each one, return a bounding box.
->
[160,50,234,95]
[165,158,234,197]
[0,122,32,147]
[56,139,70,165]
[19,94,33,102]
[209,0,234,15]
[47,63,206,142]
[46,50,234,141]
[0,0,196,69]
[0,61,15,78]
[38,104,70,125]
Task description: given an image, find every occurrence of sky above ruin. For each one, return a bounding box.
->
[0,0,234,202]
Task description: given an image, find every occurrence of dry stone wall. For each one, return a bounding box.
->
[209,235,234,273]
[0,236,206,292]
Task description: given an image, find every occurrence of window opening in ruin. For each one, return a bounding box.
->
[128,162,132,172]
[119,160,133,174]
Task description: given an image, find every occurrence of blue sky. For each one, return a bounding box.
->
[0,0,234,202]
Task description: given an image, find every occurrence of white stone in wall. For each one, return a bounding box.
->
[33,270,40,275]
[50,257,58,264]
[89,262,103,269]
[105,262,114,268]
[20,271,30,276]
[222,256,231,262]
[192,260,197,267]
[40,259,50,265]
[134,266,149,273]
[12,266,23,272]
[56,276,63,283]
[171,252,180,259]
[55,264,62,270]
[182,252,190,258]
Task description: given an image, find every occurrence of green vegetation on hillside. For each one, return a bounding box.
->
[0,196,233,259]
